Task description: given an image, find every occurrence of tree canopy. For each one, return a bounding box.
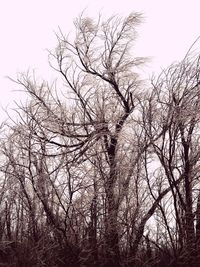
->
[0,13,200,267]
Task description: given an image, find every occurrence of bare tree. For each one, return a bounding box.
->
[142,52,200,266]
[1,12,200,267]
[10,12,147,267]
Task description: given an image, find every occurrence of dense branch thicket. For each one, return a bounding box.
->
[0,13,200,267]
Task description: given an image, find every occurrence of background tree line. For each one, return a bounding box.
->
[0,12,200,267]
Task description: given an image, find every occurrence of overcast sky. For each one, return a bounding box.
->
[0,0,200,121]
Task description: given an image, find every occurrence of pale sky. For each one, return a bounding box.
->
[0,0,200,121]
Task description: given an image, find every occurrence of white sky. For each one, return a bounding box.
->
[0,0,200,121]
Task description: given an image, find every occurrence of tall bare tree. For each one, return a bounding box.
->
[1,12,200,267]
